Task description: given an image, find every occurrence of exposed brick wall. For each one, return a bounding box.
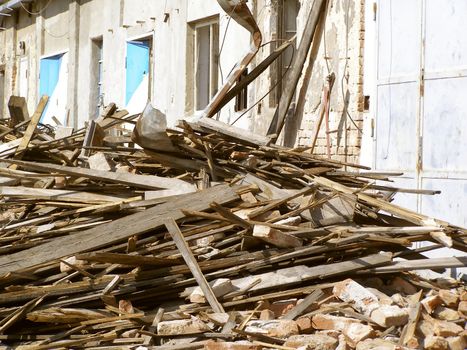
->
[252,0,366,165]
[294,0,365,165]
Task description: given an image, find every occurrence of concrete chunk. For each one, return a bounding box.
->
[88,152,113,171]
[245,319,299,338]
[333,279,380,316]
[189,278,233,304]
[433,306,460,321]
[370,305,409,327]
[252,225,303,248]
[424,335,449,350]
[433,319,463,337]
[59,256,87,273]
[388,276,418,295]
[296,316,313,333]
[342,322,374,347]
[284,334,338,350]
[458,300,467,316]
[259,309,275,320]
[356,338,400,350]
[417,319,435,338]
[438,290,459,308]
[270,298,297,317]
[157,317,210,335]
[312,314,362,331]
[204,341,262,350]
[447,336,467,350]
[422,295,442,314]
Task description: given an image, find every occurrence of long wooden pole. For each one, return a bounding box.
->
[267,0,327,142]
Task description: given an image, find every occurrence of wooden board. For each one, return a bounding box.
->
[0,184,241,276]
[12,96,48,161]
[4,159,196,192]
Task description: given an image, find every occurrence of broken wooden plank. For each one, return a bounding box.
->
[76,252,182,267]
[267,0,327,141]
[165,218,225,313]
[252,225,303,248]
[12,95,48,162]
[0,186,127,204]
[186,117,271,147]
[0,184,241,276]
[3,159,196,192]
[281,289,323,320]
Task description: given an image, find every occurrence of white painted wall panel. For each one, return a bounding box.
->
[425,0,467,72]
[423,77,467,171]
[421,178,467,228]
[375,83,418,171]
[377,0,421,80]
[374,0,467,248]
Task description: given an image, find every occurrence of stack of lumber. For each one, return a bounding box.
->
[0,100,465,350]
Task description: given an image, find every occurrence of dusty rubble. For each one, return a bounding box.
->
[0,0,465,348]
[0,95,464,350]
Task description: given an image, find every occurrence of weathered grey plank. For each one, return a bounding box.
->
[0,185,241,276]
[3,159,196,192]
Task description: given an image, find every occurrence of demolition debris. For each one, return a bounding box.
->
[0,96,464,349]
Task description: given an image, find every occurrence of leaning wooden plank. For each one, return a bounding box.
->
[165,218,225,314]
[203,0,261,118]
[0,184,241,276]
[252,224,303,248]
[76,252,182,267]
[0,186,127,204]
[2,159,196,192]
[79,120,105,158]
[280,289,323,320]
[0,138,22,157]
[312,176,450,227]
[230,253,392,294]
[208,39,294,116]
[267,0,327,140]
[0,295,45,333]
[11,95,48,161]
[186,117,271,147]
[361,256,467,274]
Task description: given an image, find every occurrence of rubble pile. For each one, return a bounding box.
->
[0,99,464,350]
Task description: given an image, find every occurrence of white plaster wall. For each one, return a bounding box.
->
[0,0,365,154]
[42,0,70,56]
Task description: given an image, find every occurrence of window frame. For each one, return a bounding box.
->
[187,16,220,113]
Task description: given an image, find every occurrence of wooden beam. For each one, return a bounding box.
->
[3,159,196,192]
[186,117,271,147]
[312,176,449,227]
[165,219,225,313]
[0,186,127,204]
[10,96,48,168]
[0,184,241,276]
[281,289,323,320]
[267,0,327,141]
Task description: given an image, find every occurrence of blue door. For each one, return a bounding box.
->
[39,53,68,124]
[125,40,150,107]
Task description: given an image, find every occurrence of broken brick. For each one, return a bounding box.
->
[284,334,338,350]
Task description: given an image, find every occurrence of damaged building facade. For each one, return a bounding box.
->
[0,0,466,230]
[0,0,365,162]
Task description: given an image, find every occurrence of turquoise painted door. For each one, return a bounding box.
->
[125,40,150,107]
[39,52,68,125]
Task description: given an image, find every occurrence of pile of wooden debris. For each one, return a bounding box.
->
[0,97,464,350]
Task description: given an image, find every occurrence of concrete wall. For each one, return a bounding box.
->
[0,0,365,164]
